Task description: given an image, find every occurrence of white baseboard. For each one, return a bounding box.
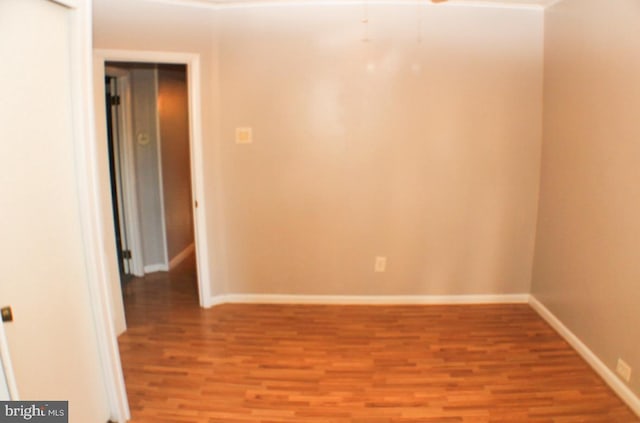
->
[529,295,640,417]
[143,263,169,273]
[169,243,195,270]
[209,293,531,306]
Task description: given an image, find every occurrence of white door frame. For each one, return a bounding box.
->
[59,0,131,422]
[94,49,212,308]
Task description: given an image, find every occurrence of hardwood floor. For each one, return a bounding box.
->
[119,259,638,422]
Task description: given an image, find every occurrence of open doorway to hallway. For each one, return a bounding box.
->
[104,61,199,312]
[93,50,211,420]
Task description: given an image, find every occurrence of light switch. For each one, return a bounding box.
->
[235,127,252,144]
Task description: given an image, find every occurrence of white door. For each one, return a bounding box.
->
[0,0,115,420]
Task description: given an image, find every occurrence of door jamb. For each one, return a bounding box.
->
[66,2,131,422]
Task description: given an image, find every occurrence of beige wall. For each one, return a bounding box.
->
[532,0,640,395]
[218,5,543,295]
[94,1,543,297]
[158,65,195,261]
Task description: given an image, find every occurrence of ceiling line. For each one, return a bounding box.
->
[142,0,547,11]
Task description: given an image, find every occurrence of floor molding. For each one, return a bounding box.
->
[169,243,195,270]
[144,263,169,274]
[210,293,531,306]
[529,295,640,417]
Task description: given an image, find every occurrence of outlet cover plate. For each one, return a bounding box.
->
[616,358,632,382]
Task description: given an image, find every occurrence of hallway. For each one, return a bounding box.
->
[118,263,638,422]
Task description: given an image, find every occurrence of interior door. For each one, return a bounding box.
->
[106,76,132,279]
[0,0,111,420]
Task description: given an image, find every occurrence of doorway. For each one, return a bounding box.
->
[95,51,212,420]
[104,61,198,297]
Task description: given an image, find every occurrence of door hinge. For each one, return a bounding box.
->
[194,200,198,208]
[123,250,132,260]
[1,306,13,323]
[110,95,121,106]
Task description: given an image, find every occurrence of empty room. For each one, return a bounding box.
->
[1,0,639,422]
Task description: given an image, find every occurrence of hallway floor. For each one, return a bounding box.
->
[119,260,638,422]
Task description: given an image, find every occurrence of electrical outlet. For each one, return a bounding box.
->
[374,256,387,273]
[616,358,632,382]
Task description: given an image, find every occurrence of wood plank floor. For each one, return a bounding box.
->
[119,259,639,422]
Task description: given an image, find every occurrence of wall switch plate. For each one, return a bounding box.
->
[374,256,387,273]
[235,127,252,144]
[616,358,632,382]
